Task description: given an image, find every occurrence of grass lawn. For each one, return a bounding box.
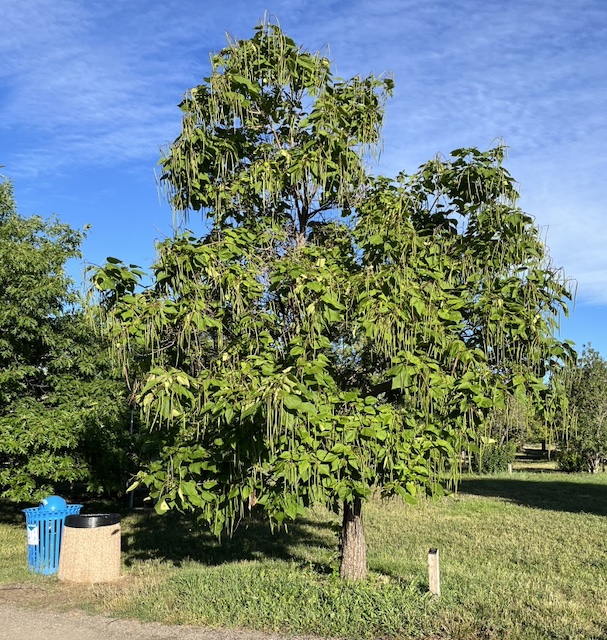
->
[2,472,607,639]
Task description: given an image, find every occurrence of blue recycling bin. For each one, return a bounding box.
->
[23,496,82,575]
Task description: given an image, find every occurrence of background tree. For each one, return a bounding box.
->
[558,346,607,473]
[470,393,550,473]
[0,173,131,501]
[93,21,573,580]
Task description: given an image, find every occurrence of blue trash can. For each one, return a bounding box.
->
[23,496,82,575]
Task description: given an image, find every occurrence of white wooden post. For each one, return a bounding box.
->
[428,548,440,596]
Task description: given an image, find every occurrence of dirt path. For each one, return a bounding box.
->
[0,602,326,640]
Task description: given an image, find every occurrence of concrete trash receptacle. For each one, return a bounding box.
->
[58,513,121,583]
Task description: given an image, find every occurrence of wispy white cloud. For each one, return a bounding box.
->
[0,1,206,174]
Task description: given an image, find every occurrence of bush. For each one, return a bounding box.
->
[557,445,603,473]
[556,448,585,472]
[472,442,517,474]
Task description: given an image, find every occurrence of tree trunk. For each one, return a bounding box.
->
[339,498,367,581]
[588,455,600,474]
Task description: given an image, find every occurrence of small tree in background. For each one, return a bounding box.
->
[559,346,607,473]
[471,393,548,473]
[93,20,573,580]
[0,173,131,501]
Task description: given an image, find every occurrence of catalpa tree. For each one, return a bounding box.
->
[93,21,573,580]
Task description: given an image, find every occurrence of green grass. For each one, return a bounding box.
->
[0,503,48,584]
[3,473,607,638]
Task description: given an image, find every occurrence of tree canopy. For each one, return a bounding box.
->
[0,173,130,501]
[559,346,607,473]
[93,20,573,579]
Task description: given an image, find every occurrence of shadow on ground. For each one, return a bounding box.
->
[6,472,605,574]
[0,500,27,525]
[0,495,338,573]
[460,476,607,516]
[120,507,338,572]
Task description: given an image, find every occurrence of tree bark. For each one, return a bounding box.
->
[588,455,601,474]
[339,497,367,581]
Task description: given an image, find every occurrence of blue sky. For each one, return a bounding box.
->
[1,0,606,355]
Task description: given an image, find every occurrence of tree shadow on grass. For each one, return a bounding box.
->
[0,496,130,526]
[459,476,607,516]
[0,497,339,574]
[120,507,339,572]
[0,500,29,525]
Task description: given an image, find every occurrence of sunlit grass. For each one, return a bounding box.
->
[2,473,607,638]
[0,503,46,585]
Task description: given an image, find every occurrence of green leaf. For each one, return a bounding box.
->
[283,394,303,410]
[156,499,170,514]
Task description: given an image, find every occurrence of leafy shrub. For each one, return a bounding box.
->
[556,447,586,472]
[556,445,604,473]
[472,442,517,474]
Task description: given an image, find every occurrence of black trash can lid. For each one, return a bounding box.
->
[64,513,121,528]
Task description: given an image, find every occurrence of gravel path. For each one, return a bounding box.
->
[0,603,326,640]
